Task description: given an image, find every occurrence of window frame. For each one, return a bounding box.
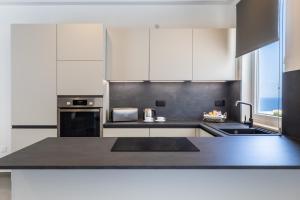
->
[251,0,285,131]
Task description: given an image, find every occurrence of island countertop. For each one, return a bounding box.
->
[1,136,300,169]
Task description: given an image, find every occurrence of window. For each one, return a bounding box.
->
[254,0,285,119]
[255,42,282,117]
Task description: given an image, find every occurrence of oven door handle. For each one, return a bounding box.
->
[58,109,101,112]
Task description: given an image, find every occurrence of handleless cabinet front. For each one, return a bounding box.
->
[193,28,236,81]
[196,129,214,137]
[107,28,150,81]
[57,61,105,95]
[103,128,150,137]
[12,129,57,152]
[150,29,193,81]
[11,25,57,125]
[57,24,104,61]
[150,128,196,137]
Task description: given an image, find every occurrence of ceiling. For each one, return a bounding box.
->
[0,0,237,6]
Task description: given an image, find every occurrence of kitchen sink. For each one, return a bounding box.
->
[220,128,279,135]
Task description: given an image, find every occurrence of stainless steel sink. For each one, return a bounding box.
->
[220,128,279,135]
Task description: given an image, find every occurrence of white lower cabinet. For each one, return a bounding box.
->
[196,129,214,137]
[103,128,150,137]
[12,129,57,152]
[103,128,213,138]
[150,128,196,137]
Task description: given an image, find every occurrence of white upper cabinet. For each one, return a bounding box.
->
[107,28,150,81]
[193,28,236,81]
[57,24,104,61]
[12,25,57,125]
[57,23,105,95]
[57,61,105,95]
[150,29,193,81]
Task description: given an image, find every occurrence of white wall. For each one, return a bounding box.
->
[0,4,235,157]
[0,5,235,27]
[285,0,300,72]
[240,53,253,122]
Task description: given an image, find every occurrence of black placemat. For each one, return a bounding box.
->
[111,137,200,152]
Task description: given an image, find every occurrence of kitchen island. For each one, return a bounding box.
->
[1,137,300,200]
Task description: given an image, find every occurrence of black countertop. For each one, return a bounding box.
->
[1,136,300,169]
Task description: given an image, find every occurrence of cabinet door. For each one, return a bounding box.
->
[57,24,104,61]
[150,128,196,137]
[193,28,236,81]
[57,61,104,95]
[12,25,57,125]
[107,28,149,81]
[103,128,149,137]
[150,29,193,81]
[11,129,57,152]
[196,129,214,137]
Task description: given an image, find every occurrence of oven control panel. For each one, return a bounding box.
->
[58,96,103,108]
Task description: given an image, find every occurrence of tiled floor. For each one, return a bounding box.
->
[0,173,11,200]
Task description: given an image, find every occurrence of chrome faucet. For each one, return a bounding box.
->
[235,101,253,128]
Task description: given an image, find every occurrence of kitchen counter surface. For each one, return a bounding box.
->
[1,136,300,169]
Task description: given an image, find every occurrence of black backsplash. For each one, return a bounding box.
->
[109,81,241,121]
[282,70,300,139]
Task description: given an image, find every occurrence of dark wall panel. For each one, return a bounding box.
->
[228,81,241,122]
[282,70,300,139]
[109,81,241,121]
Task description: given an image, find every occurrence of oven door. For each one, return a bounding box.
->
[58,108,102,137]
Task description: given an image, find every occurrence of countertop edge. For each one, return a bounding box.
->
[2,166,300,170]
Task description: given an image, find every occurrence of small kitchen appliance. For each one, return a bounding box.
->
[111,108,138,122]
[143,108,156,122]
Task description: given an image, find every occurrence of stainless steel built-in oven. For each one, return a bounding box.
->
[58,96,103,137]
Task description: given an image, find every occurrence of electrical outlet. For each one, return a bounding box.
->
[156,100,166,107]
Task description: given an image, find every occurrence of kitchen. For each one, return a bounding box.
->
[1,0,300,199]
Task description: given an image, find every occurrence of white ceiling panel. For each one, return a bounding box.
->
[0,0,235,5]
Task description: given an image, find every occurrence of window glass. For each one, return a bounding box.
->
[257,42,282,116]
[255,0,285,118]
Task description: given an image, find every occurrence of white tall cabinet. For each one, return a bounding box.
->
[57,24,104,61]
[193,28,236,81]
[12,24,57,126]
[11,25,58,152]
[57,61,105,95]
[150,29,193,81]
[57,24,105,95]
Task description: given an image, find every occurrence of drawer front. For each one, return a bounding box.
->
[103,128,149,137]
[197,129,214,137]
[150,128,196,137]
